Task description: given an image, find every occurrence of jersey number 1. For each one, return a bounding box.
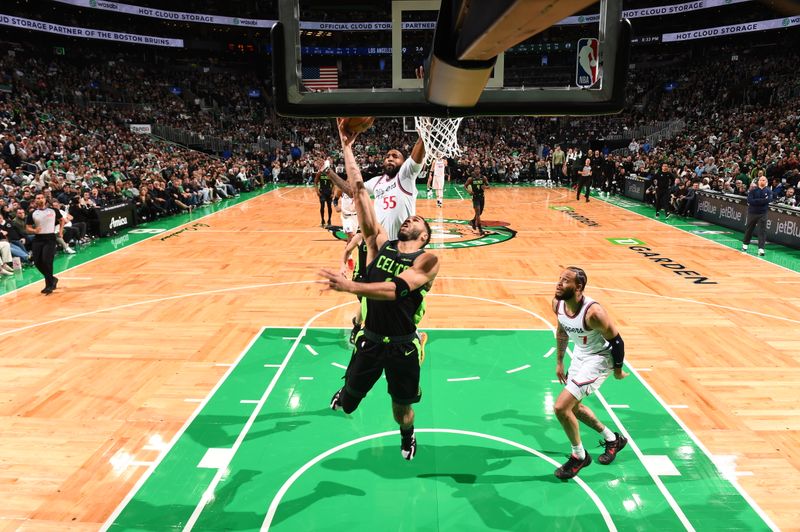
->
[382,196,397,209]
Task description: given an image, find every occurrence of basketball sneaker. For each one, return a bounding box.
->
[426,188,433,199]
[436,200,442,208]
[401,434,417,460]
[330,388,343,411]
[598,433,628,465]
[554,452,591,479]
[418,332,428,365]
[758,248,765,256]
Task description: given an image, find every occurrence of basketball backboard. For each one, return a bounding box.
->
[272,0,630,118]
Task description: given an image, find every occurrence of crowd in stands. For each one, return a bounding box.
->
[1,36,799,277]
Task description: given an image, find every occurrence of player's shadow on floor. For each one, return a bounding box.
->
[321,443,564,489]
[319,444,586,528]
[270,481,366,526]
[481,408,565,457]
[185,408,338,446]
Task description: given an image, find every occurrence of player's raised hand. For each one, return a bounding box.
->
[336,118,359,147]
[319,268,352,293]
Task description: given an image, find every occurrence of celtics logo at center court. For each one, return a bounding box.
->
[331,218,516,249]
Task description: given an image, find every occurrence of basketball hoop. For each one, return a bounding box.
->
[414,116,463,167]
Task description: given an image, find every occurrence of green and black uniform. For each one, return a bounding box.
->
[471,175,487,214]
[353,237,369,283]
[345,241,429,405]
[318,173,333,224]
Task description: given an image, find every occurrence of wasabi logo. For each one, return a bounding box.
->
[90,0,97,6]
[608,238,717,284]
[331,218,516,249]
[783,18,790,26]
[234,17,240,25]
[578,16,585,22]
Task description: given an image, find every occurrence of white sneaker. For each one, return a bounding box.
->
[0,268,12,276]
[758,248,765,256]
[1,264,13,273]
[436,200,442,208]
[741,244,748,252]
[64,247,76,254]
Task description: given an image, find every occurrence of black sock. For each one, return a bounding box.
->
[400,426,414,439]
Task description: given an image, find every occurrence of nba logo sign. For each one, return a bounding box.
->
[576,38,600,87]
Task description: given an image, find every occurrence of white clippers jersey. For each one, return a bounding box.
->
[556,296,611,357]
[340,192,357,217]
[433,159,446,179]
[364,157,423,240]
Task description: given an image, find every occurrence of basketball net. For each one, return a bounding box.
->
[414,116,463,167]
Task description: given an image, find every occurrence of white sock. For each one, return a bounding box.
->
[601,427,616,442]
[571,443,585,459]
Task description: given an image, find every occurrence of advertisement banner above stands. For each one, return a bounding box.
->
[0,14,183,47]
[52,0,752,30]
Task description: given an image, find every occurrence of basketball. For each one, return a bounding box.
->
[341,116,375,134]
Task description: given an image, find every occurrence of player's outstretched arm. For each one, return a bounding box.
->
[586,305,628,379]
[336,119,385,246]
[320,252,439,300]
[324,165,353,198]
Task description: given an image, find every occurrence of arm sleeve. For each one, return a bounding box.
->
[609,334,625,369]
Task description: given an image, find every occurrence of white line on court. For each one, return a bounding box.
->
[0,189,278,301]
[260,429,617,531]
[282,337,298,340]
[331,362,347,370]
[0,280,321,339]
[608,404,630,409]
[447,376,480,382]
[181,301,355,531]
[594,391,696,530]
[299,377,314,381]
[438,276,800,325]
[625,363,779,531]
[240,400,259,404]
[100,326,268,532]
[543,347,555,358]
[263,364,281,368]
[505,364,530,374]
[305,345,318,356]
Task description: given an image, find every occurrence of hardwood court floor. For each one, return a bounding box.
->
[0,186,797,530]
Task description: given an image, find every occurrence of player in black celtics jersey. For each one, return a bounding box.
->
[464,166,489,234]
[314,161,334,226]
[319,118,440,461]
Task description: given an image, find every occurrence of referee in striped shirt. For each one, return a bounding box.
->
[26,193,64,295]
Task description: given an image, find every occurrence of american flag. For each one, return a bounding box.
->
[301,66,339,90]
